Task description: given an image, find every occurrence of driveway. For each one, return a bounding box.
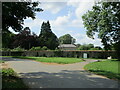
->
[2,57,119,88]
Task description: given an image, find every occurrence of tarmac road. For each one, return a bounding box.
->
[2,57,119,88]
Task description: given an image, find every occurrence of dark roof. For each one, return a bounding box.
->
[58,44,76,48]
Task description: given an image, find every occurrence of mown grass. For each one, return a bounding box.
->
[2,68,28,88]
[12,56,83,64]
[84,60,120,80]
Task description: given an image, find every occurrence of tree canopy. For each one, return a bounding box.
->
[2,2,43,48]
[38,21,59,50]
[2,2,43,32]
[78,44,94,50]
[59,34,76,44]
[82,2,120,58]
[11,27,38,49]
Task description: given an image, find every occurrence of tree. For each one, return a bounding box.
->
[11,27,39,49]
[2,2,43,32]
[2,31,15,48]
[76,44,81,48]
[78,44,94,50]
[2,2,43,48]
[82,2,120,59]
[38,21,59,50]
[59,34,76,44]
[90,46,102,50]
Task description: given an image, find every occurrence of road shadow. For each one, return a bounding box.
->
[19,70,119,88]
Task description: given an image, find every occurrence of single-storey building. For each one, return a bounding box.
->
[58,44,77,50]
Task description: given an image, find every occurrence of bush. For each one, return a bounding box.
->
[12,46,25,51]
[41,46,48,50]
[29,46,42,51]
[90,48,100,50]
[0,48,11,51]
[2,68,17,77]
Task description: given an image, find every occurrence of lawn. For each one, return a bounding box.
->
[12,56,83,64]
[2,68,28,88]
[84,60,120,80]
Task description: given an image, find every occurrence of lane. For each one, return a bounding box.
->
[2,57,119,88]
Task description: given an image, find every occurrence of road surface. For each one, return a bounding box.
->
[2,57,119,88]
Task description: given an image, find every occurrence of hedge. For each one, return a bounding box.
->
[1,50,117,59]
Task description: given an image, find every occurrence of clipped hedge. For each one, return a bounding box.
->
[1,50,117,59]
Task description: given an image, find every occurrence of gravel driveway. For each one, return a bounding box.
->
[2,57,119,88]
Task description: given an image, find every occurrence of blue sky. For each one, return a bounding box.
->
[10,0,103,47]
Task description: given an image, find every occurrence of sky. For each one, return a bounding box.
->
[10,0,103,47]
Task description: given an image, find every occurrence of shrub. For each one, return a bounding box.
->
[29,46,42,51]
[2,68,17,77]
[41,46,48,50]
[12,46,25,51]
[0,48,11,51]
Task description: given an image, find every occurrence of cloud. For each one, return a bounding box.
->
[50,13,71,28]
[24,18,43,28]
[75,2,94,19]
[73,33,102,46]
[40,2,66,14]
[23,1,102,46]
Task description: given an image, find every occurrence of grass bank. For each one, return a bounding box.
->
[84,60,120,80]
[2,68,28,88]
[12,56,83,64]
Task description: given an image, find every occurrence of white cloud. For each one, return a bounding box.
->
[50,13,71,28]
[23,1,102,46]
[24,18,44,28]
[67,0,95,19]
[73,33,102,46]
[75,2,94,19]
[40,2,66,14]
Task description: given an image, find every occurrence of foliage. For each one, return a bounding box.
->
[82,2,120,58]
[76,44,81,48]
[2,68,28,88]
[13,56,83,64]
[54,50,63,57]
[2,31,15,48]
[2,2,43,32]
[29,46,42,51]
[11,27,39,49]
[12,46,25,51]
[84,60,120,80]
[78,44,94,50]
[2,2,43,48]
[0,48,11,51]
[59,34,76,44]
[38,21,59,50]
[42,46,48,50]
[2,68,17,77]
[90,46,103,50]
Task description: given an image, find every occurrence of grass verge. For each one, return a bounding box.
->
[12,56,83,64]
[1,68,28,88]
[0,60,5,63]
[84,60,120,80]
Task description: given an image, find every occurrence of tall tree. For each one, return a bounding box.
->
[39,21,59,50]
[59,34,76,44]
[82,2,120,59]
[2,2,43,48]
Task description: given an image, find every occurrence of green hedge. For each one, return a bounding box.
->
[1,50,117,59]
